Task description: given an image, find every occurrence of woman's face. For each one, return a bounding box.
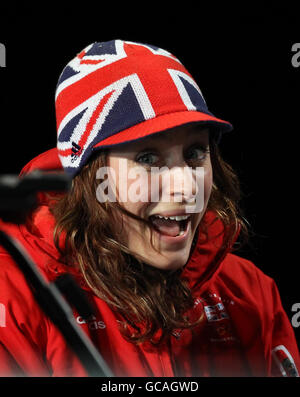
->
[105,124,213,270]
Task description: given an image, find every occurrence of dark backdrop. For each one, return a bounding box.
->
[0,4,299,349]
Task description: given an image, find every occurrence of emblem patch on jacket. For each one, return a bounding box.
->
[194,292,237,344]
[204,302,229,322]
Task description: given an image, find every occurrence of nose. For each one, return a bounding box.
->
[167,166,196,201]
[159,166,205,212]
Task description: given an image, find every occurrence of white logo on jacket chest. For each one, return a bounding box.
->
[204,302,229,322]
[194,293,234,323]
[194,293,238,344]
[76,315,106,331]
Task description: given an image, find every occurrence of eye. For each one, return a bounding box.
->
[185,145,209,162]
[135,151,159,166]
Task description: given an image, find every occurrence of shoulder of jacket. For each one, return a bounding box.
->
[212,253,281,317]
[0,252,44,313]
[0,251,49,359]
[219,252,274,290]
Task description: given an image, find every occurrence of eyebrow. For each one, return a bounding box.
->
[160,128,205,139]
[154,132,172,141]
[128,128,210,156]
[136,140,209,155]
[142,128,208,145]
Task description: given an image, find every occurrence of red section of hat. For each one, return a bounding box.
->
[55,43,191,129]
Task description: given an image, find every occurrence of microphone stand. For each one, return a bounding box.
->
[0,171,113,377]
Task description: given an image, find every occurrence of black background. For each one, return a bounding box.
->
[0,3,299,357]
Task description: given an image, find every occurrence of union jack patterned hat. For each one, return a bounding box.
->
[55,39,233,176]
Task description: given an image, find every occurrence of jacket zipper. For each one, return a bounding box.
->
[158,338,176,376]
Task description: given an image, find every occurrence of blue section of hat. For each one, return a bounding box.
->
[57,65,80,87]
[93,83,146,142]
[178,76,213,116]
[85,41,117,56]
[58,108,87,143]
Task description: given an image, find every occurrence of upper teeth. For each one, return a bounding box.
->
[153,215,190,221]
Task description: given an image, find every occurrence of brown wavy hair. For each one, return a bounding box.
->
[48,129,248,345]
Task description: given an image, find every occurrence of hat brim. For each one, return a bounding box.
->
[93,110,232,149]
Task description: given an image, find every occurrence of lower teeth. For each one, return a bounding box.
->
[176,220,187,237]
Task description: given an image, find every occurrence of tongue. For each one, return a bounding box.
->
[151,218,181,237]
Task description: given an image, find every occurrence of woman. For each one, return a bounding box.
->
[0,39,299,377]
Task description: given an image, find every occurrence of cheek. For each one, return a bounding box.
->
[126,172,152,207]
[114,169,151,234]
[108,157,151,208]
[204,164,213,203]
[190,163,212,215]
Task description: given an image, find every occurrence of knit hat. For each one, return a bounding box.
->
[55,39,233,177]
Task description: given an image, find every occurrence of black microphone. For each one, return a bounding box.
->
[0,170,71,223]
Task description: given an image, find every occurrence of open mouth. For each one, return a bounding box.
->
[148,214,190,238]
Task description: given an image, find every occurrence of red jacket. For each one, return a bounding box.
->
[0,149,299,377]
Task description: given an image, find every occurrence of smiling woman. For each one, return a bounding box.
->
[49,122,243,346]
[105,125,213,270]
[0,39,299,377]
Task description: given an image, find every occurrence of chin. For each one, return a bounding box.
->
[146,248,191,271]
